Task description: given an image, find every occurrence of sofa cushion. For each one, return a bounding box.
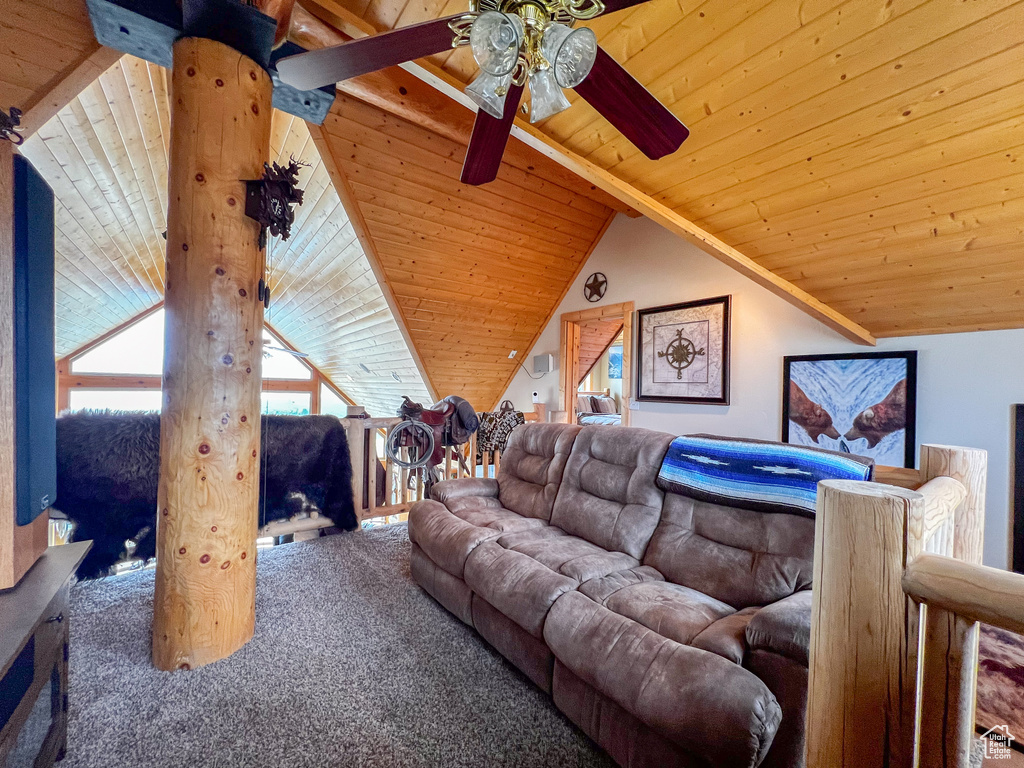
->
[644,492,815,608]
[430,477,499,504]
[407,499,545,579]
[463,527,639,638]
[550,426,673,559]
[544,591,782,767]
[745,590,813,666]
[495,526,639,582]
[583,577,735,647]
[496,422,582,521]
[657,434,874,518]
[463,541,579,638]
[691,606,759,665]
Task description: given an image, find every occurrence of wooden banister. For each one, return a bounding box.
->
[904,556,1024,768]
[903,555,1024,634]
[806,444,987,768]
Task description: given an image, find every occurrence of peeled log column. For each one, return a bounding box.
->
[153,37,272,671]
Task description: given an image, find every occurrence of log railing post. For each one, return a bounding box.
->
[153,37,272,671]
[806,480,921,768]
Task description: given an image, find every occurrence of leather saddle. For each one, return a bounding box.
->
[397,397,456,467]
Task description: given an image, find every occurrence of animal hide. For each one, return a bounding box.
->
[55,412,356,579]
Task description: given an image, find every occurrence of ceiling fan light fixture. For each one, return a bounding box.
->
[470,11,524,77]
[528,67,572,123]
[543,24,597,88]
[466,70,513,119]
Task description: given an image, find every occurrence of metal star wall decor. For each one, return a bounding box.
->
[583,272,608,302]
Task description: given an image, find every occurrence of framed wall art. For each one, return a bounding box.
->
[782,351,918,467]
[608,344,623,379]
[636,295,730,404]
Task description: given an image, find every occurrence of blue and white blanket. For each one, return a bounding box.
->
[656,434,874,518]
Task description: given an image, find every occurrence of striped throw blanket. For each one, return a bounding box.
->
[657,434,875,518]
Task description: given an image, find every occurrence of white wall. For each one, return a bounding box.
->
[504,215,1024,569]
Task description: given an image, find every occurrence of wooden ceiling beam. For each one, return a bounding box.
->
[293,0,877,346]
[18,44,123,140]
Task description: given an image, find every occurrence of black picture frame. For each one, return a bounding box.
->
[1013,404,1024,575]
[635,295,731,405]
[782,351,918,468]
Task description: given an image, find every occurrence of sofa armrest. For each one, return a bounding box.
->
[429,478,500,504]
[745,590,812,666]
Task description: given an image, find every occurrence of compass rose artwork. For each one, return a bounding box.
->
[636,295,731,404]
[583,272,608,302]
[658,328,705,379]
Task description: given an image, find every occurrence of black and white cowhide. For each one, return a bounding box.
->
[55,411,356,579]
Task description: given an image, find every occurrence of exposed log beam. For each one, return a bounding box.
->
[18,45,124,140]
[294,0,877,346]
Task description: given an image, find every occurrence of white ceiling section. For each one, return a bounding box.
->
[20,55,429,417]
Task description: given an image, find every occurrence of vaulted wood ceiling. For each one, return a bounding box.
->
[307,0,1024,337]
[312,91,615,408]
[18,55,431,416]
[4,0,1022,417]
[578,319,623,384]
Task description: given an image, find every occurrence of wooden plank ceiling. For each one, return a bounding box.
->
[311,0,1024,336]
[313,91,616,409]
[19,56,431,416]
[267,112,431,413]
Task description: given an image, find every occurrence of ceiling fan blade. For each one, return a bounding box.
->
[595,0,657,15]
[573,47,689,160]
[460,83,526,186]
[277,15,465,91]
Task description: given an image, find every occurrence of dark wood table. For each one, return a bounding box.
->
[0,541,90,767]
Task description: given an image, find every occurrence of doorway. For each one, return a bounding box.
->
[559,302,634,427]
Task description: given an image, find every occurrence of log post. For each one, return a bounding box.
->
[152,37,272,671]
[805,480,921,768]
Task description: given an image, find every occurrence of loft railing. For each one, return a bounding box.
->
[340,408,543,524]
[806,445,989,768]
[903,554,1024,767]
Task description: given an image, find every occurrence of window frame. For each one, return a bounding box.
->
[56,304,355,416]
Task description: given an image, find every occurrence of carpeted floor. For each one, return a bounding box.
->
[64,524,613,768]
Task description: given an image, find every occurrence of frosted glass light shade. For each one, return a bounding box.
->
[470,12,524,77]
[528,68,571,122]
[466,70,513,119]
[542,23,597,88]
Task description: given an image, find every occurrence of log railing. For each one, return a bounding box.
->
[806,444,988,768]
[903,555,1024,767]
[342,413,535,524]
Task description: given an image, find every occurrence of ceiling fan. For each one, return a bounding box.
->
[276,0,689,185]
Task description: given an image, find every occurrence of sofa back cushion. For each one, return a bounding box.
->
[497,423,582,521]
[644,492,815,608]
[550,426,674,559]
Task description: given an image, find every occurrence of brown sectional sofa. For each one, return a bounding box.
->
[408,423,817,768]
